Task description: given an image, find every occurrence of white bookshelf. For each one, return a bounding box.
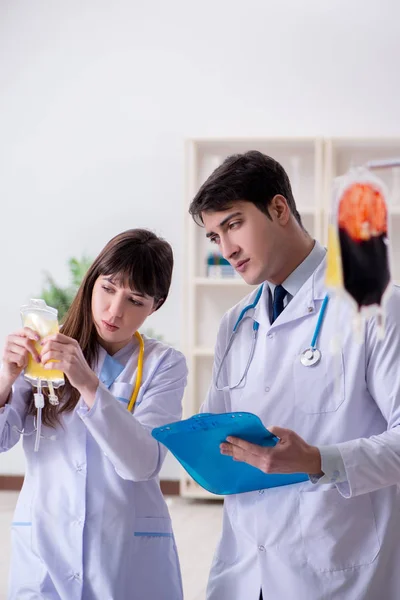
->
[181,137,400,498]
[194,277,249,286]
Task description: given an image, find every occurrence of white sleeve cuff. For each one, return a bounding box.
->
[309,445,348,485]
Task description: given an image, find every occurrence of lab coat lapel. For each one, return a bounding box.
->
[252,284,271,329]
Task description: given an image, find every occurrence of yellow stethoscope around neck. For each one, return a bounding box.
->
[127,331,145,413]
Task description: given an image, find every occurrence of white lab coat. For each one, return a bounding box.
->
[204,258,400,600]
[0,336,187,600]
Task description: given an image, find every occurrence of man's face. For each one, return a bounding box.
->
[202,200,288,286]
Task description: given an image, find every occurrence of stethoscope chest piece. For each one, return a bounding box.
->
[300,347,321,367]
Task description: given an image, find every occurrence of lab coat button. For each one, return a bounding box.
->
[76,464,85,472]
[267,333,274,339]
[308,306,313,313]
[265,387,270,392]
[73,572,82,581]
[258,545,265,552]
[258,489,264,495]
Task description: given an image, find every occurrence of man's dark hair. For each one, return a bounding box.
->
[189,150,302,226]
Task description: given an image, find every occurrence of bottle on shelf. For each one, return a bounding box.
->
[206,252,239,278]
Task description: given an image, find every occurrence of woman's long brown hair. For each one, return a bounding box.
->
[28,228,173,427]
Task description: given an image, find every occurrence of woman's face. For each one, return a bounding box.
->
[91,275,157,354]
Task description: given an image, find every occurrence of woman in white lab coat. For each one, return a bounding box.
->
[0,229,187,600]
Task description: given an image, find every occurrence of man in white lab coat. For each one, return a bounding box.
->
[189,150,400,600]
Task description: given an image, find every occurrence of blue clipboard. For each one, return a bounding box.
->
[152,412,309,495]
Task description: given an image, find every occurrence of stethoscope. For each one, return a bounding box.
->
[214,285,329,391]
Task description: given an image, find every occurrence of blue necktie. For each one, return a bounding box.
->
[272,285,287,323]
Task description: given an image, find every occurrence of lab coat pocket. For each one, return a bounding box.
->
[9,522,46,593]
[134,516,174,539]
[299,488,380,572]
[11,521,34,556]
[293,350,345,414]
[133,517,183,598]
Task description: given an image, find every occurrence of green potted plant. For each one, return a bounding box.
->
[40,256,93,322]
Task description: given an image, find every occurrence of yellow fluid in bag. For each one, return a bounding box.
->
[325,224,343,289]
[22,311,64,387]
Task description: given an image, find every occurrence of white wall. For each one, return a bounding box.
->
[0,0,399,477]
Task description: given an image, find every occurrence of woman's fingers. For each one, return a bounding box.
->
[21,327,40,342]
[6,337,40,363]
[40,350,64,366]
[3,350,28,369]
